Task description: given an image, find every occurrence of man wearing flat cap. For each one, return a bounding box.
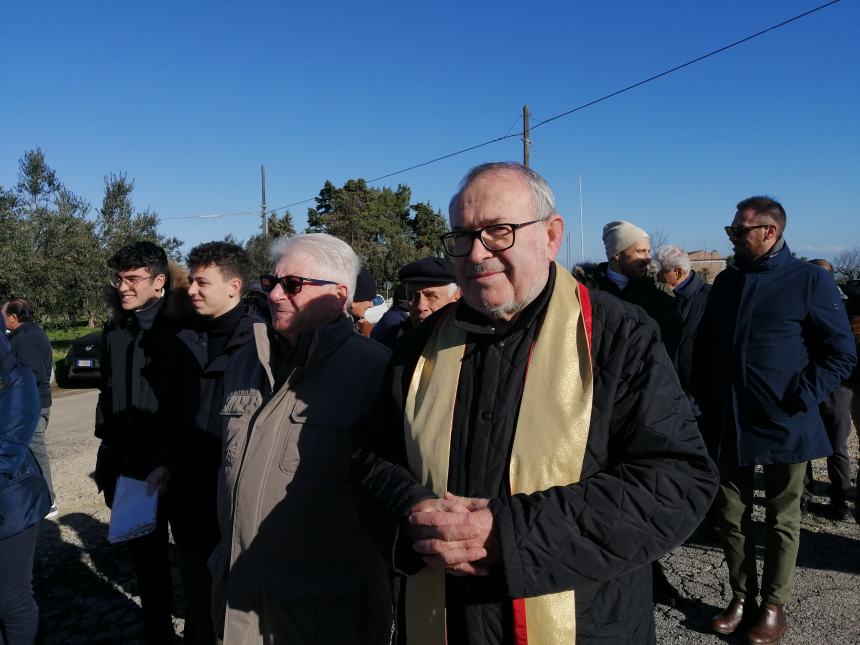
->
[575,220,681,361]
[371,257,461,349]
[350,268,378,336]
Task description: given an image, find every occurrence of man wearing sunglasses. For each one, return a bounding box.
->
[694,197,856,643]
[355,162,718,644]
[210,233,392,644]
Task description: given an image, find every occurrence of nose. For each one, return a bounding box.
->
[188,282,198,296]
[466,233,493,264]
[268,282,286,304]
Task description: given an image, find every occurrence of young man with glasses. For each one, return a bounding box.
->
[694,197,856,644]
[94,241,191,644]
[209,233,393,643]
[353,162,717,644]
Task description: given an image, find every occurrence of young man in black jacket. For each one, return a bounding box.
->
[2,298,56,515]
[170,241,258,645]
[95,241,193,644]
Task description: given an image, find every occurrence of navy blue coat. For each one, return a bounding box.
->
[7,321,53,409]
[694,242,857,465]
[0,319,50,539]
[674,270,711,410]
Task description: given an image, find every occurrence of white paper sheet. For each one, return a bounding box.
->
[108,476,158,543]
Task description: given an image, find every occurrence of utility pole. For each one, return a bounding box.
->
[579,175,585,263]
[261,164,268,238]
[522,104,531,168]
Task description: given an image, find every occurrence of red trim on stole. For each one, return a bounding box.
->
[577,283,593,348]
[512,597,529,644]
[510,282,593,642]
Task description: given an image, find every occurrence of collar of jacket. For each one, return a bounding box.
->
[674,270,705,300]
[733,238,790,273]
[7,321,32,339]
[259,314,356,387]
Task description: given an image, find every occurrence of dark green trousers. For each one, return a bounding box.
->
[716,443,806,605]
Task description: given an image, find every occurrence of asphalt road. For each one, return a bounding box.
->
[35,388,860,644]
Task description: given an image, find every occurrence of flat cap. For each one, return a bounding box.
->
[398,257,457,285]
[354,268,377,302]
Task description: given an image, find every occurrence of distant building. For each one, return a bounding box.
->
[688,250,727,283]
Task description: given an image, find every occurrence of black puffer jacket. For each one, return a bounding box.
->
[355,265,718,644]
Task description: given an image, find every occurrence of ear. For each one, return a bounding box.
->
[229,278,243,298]
[545,214,565,261]
[335,284,350,309]
[153,273,167,292]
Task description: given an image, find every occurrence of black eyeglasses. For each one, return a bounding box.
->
[724,224,770,237]
[111,274,157,288]
[259,274,338,295]
[440,217,548,257]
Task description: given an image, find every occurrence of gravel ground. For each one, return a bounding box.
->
[34,387,860,644]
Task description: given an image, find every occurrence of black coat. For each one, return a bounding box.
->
[574,263,682,361]
[355,266,718,644]
[94,285,194,506]
[7,321,53,409]
[673,270,711,410]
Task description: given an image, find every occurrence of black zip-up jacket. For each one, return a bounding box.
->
[94,269,194,506]
[8,321,53,409]
[355,265,718,644]
[171,301,262,480]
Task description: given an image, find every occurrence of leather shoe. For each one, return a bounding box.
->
[746,602,787,644]
[711,597,757,635]
[829,499,850,521]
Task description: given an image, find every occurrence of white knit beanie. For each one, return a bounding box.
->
[602,220,649,259]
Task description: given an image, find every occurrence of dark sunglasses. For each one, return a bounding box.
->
[724,224,770,237]
[259,274,339,295]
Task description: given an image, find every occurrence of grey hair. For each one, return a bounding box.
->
[269,234,361,309]
[654,245,692,274]
[448,162,556,222]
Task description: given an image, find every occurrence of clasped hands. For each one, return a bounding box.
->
[407,492,499,577]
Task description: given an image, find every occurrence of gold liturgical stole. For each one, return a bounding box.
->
[403,263,594,645]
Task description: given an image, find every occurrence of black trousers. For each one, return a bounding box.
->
[0,525,40,645]
[805,384,853,501]
[125,484,220,645]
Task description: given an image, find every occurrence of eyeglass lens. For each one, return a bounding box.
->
[446,224,515,255]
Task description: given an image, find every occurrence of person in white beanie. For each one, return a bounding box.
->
[574,220,680,359]
[602,220,652,284]
[575,221,686,608]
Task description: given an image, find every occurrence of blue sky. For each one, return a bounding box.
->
[2,1,858,267]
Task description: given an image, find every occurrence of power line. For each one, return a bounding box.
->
[167,0,842,222]
[529,0,843,133]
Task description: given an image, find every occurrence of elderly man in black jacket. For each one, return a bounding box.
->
[356,162,718,644]
[654,245,712,415]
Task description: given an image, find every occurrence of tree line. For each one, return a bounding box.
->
[0,148,448,325]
